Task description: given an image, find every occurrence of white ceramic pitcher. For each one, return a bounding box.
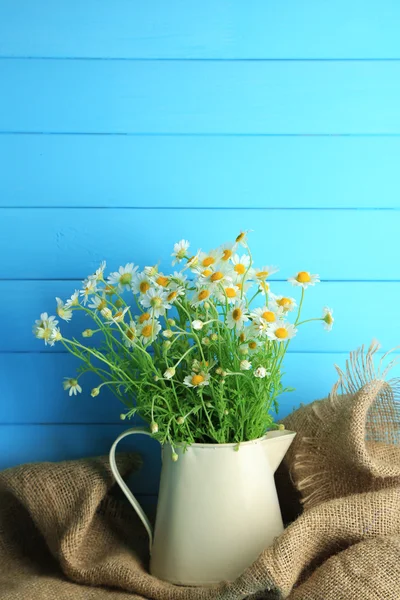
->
[109,428,296,586]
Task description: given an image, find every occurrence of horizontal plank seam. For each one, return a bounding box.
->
[0,207,399,212]
[1,350,399,356]
[1,56,400,63]
[1,278,399,282]
[2,132,400,138]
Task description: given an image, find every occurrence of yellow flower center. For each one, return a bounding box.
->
[225,287,236,298]
[236,232,245,243]
[139,312,151,323]
[139,281,150,293]
[43,327,52,340]
[167,291,177,301]
[210,271,223,282]
[198,290,210,301]
[202,256,215,267]
[120,273,132,285]
[232,308,242,321]
[127,328,135,340]
[105,285,115,296]
[262,311,275,322]
[202,269,212,277]
[191,374,205,386]
[277,297,291,309]
[222,249,232,261]
[239,332,246,343]
[249,341,257,350]
[176,248,186,259]
[150,296,163,309]
[296,271,311,283]
[114,310,123,320]
[69,378,78,387]
[234,264,246,275]
[324,313,333,325]
[156,276,169,287]
[275,327,288,339]
[141,324,152,337]
[96,299,106,311]
[256,270,269,279]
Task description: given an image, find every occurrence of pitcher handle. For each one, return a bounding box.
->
[109,427,154,549]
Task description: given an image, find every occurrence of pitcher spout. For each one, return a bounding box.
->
[264,430,296,473]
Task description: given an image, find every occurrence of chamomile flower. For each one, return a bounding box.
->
[50,327,62,343]
[108,306,130,324]
[288,271,320,289]
[226,301,249,330]
[171,240,190,265]
[33,313,59,346]
[219,241,236,263]
[108,263,138,291]
[183,372,210,388]
[215,284,241,304]
[65,290,80,308]
[247,338,260,353]
[202,264,233,288]
[185,250,202,271]
[154,273,170,288]
[251,306,278,325]
[170,271,188,286]
[267,321,297,342]
[88,295,108,313]
[198,249,221,270]
[55,297,73,322]
[63,378,82,396]
[235,230,251,247]
[235,280,253,296]
[165,284,185,304]
[322,307,334,331]
[137,311,151,325]
[164,367,176,379]
[80,277,98,305]
[253,265,279,281]
[273,295,297,313]
[132,272,152,295]
[254,367,268,379]
[191,288,212,307]
[192,319,204,331]
[123,320,137,348]
[240,360,252,371]
[144,264,159,278]
[140,289,171,317]
[138,320,162,345]
[231,254,251,278]
[91,261,106,281]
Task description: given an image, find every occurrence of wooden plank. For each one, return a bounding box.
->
[0,353,347,426]
[1,280,399,354]
[0,208,399,280]
[0,423,161,493]
[1,60,400,134]
[4,351,397,424]
[1,134,400,208]
[0,1,400,59]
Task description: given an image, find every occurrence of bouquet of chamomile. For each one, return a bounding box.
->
[33,231,333,451]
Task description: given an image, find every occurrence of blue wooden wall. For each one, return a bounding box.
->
[1,2,400,501]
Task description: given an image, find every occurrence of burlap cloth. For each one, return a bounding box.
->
[1,342,400,599]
